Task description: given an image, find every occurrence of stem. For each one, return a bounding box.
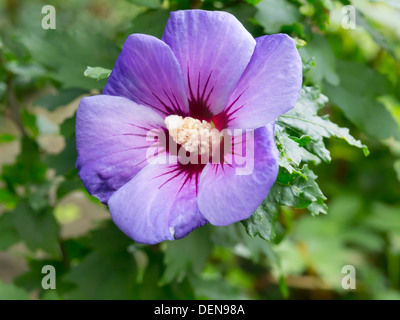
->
[5,76,28,137]
[59,237,71,268]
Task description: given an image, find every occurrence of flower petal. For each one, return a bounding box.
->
[223,34,302,130]
[103,34,189,117]
[162,10,256,117]
[108,157,208,245]
[197,124,278,226]
[76,95,165,204]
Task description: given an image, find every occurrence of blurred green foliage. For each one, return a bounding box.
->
[0,0,400,300]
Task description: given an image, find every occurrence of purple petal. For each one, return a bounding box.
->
[162,10,256,118]
[197,124,278,226]
[108,156,208,244]
[223,34,302,130]
[103,34,188,117]
[76,95,165,204]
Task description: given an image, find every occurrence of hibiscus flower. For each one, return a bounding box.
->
[76,10,302,244]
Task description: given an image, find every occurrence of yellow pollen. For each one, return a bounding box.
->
[164,115,220,155]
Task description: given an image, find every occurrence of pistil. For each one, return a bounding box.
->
[165,115,220,155]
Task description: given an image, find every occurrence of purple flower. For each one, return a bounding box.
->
[76,10,302,244]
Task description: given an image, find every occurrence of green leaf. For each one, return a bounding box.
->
[225,3,257,34]
[395,160,400,183]
[277,86,369,161]
[127,0,162,8]
[357,11,395,58]
[0,82,6,100]
[192,278,249,300]
[281,165,327,214]
[244,0,263,4]
[83,66,111,81]
[377,0,400,9]
[60,114,76,138]
[56,176,83,200]
[302,57,316,74]
[45,137,77,176]
[35,88,87,111]
[0,212,20,250]
[6,60,47,83]
[244,85,367,241]
[62,237,91,262]
[300,34,339,85]
[63,222,173,299]
[275,165,328,215]
[255,0,301,33]
[378,95,400,129]
[62,223,199,299]
[275,126,315,177]
[243,165,328,241]
[0,280,29,300]
[0,133,15,143]
[45,114,77,176]
[364,203,400,234]
[12,202,60,258]
[28,182,52,212]
[300,0,333,30]
[20,109,39,138]
[64,250,138,299]
[241,199,278,241]
[2,137,47,185]
[15,258,74,297]
[20,110,58,136]
[324,61,400,140]
[130,9,170,39]
[0,189,18,209]
[21,28,118,90]
[160,226,212,285]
